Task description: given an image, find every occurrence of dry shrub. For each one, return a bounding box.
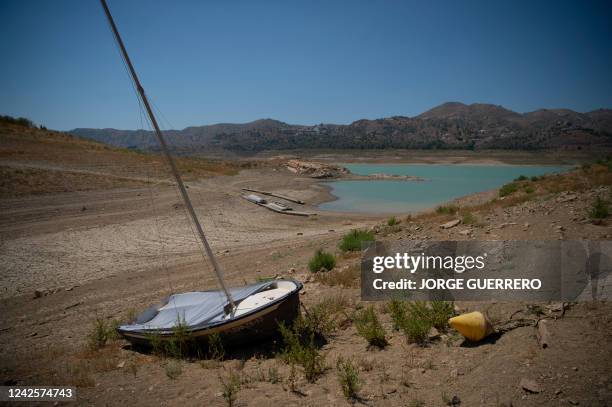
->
[337,357,360,400]
[313,264,360,288]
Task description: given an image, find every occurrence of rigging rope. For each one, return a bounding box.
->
[100,0,235,311]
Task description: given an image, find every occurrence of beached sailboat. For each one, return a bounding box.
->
[99,0,302,345]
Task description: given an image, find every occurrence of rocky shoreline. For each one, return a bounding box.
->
[285,159,424,181]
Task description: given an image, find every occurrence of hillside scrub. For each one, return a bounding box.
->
[308,249,336,272]
[499,182,518,197]
[353,306,388,349]
[590,196,610,219]
[436,205,459,215]
[339,229,374,252]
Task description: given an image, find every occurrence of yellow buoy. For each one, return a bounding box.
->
[448,311,495,342]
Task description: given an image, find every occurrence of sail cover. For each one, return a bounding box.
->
[119,280,278,332]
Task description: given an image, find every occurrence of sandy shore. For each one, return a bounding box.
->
[0,167,379,299]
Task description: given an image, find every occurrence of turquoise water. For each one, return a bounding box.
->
[319,163,570,213]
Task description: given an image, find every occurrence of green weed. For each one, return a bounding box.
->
[337,357,360,401]
[499,182,518,197]
[590,196,609,219]
[308,249,336,272]
[220,369,241,407]
[339,229,374,252]
[436,205,459,215]
[353,306,388,349]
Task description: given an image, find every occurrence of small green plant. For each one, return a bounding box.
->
[279,322,327,383]
[590,196,609,219]
[402,313,431,345]
[514,175,528,181]
[397,301,453,344]
[287,363,299,392]
[107,319,120,341]
[387,299,408,331]
[339,229,374,252]
[126,308,138,323]
[428,301,454,331]
[530,175,540,181]
[461,212,478,225]
[268,366,280,384]
[297,299,339,340]
[353,306,388,349]
[166,317,191,358]
[207,332,225,360]
[402,302,432,345]
[145,331,164,356]
[499,182,518,197]
[387,216,399,226]
[523,185,535,194]
[164,360,182,379]
[87,318,112,350]
[337,357,360,401]
[308,249,336,272]
[436,205,459,215]
[409,399,425,407]
[220,369,241,407]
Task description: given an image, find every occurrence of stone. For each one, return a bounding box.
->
[500,222,517,228]
[450,368,465,378]
[34,289,46,299]
[520,378,542,393]
[440,219,461,229]
[428,327,440,340]
[448,395,461,406]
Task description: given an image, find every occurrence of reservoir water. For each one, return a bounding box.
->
[319,163,570,213]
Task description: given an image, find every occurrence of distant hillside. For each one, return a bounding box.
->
[70,103,612,153]
[0,120,238,197]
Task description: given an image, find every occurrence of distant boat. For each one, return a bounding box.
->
[241,194,313,216]
[243,194,267,204]
[100,0,302,346]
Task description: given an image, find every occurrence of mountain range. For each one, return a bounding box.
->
[70,102,612,154]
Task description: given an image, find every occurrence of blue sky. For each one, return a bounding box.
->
[0,0,611,130]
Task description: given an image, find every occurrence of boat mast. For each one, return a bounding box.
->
[100,0,235,311]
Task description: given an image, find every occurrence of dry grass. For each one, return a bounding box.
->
[0,165,146,198]
[313,264,360,288]
[0,123,240,197]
